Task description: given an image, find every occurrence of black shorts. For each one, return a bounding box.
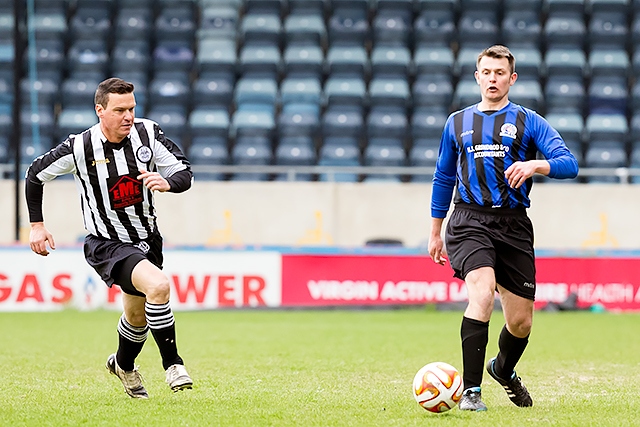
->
[445,204,536,300]
[83,233,164,297]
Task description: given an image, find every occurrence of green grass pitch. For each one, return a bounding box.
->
[0,308,638,426]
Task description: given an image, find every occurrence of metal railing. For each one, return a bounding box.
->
[4,163,640,183]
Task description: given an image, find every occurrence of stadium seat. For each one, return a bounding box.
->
[512,48,542,82]
[372,11,411,47]
[504,0,542,12]
[280,77,322,107]
[363,145,405,182]
[112,40,151,74]
[245,0,283,15]
[193,73,235,108]
[546,112,584,143]
[318,143,361,182]
[22,106,55,139]
[411,110,447,142]
[20,77,58,109]
[453,80,481,109]
[57,109,97,139]
[328,7,370,46]
[67,40,109,75]
[410,138,440,169]
[188,108,230,139]
[545,0,585,15]
[455,47,481,81]
[153,41,195,73]
[114,7,153,42]
[585,141,628,183]
[322,105,365,138]
[589,11,628,49]
[544,12,587,50]
[545,48,587,79]
[457,10,499,49]
[239,44,282,78]
[274,142,316,181]
[231,137,273,181]
[367,107,408,140]
[545,76,586,115]
[196,39,237,76]
[509,80,544,111]
[189,137,229,181]
[585,113,628,142]
[283,14,327,46]
[588,49,629,81]
[240,13,281,46]
[230,110,276,139]
[325,45,369,77]
[155,5,196,44]
[283,45,324,78]
[0,12,12,41]
[370,45,412,78]
[0,77,12,113]
[198,6,238,41]
[278,109,320,137]
[413,9,456,48]
[146,110,187,143]
[588,76,628,115]
[368,77,410,109]
[323,76,367,107]
[590,0,629,14]
[61,76,101,110]
[288,0,325,16]
[69,5,112,41]
[416,0,457,12]
[234,76,278,114]
[412,74,453,113]
[413,46,454,76]
[33,11,67,41]
[148,77,191,114]
[502,10,542,49]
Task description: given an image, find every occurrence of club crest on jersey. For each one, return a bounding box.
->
[136,146,152,163]
[499,123,518,139]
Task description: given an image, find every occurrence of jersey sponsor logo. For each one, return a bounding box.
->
[136,146,153,163]
[499,123,518,139]
[134,241,150,254]
[460,130,474,138]
[107,174,144,209]
[91,158,110,166]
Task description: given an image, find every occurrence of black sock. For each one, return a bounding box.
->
[460,316,489,390]
[145,301,184,370]
[495,325,529,380]
[116,314,148,371]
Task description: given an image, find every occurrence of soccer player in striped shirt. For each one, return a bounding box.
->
[26,78,194,398]
[428,46,579,411]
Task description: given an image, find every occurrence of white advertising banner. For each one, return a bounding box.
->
[0,248,282,311]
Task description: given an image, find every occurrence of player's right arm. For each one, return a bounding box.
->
[24,138,76,256]
[428,217,447,265]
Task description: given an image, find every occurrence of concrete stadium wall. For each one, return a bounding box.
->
[1,180,639,250]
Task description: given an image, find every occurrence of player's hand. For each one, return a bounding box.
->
[505,161,538,189]
[138,170,170,192]
[29,222,56,256]
[428,235,448,266]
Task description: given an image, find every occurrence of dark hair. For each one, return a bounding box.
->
[94,78,135,108]
[477,45,516,75]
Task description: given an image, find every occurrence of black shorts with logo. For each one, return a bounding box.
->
[445,204,536,300]
[83,233,164,297]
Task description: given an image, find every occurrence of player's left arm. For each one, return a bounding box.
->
[139,126,193,193]
[506,112,579,188]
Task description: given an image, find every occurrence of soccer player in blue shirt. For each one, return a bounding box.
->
[428,45,579,411]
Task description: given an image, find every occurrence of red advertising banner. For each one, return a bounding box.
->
[281,255,640,311]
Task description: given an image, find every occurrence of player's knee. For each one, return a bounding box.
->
[509,317,532,337]
[145,278,171,303]
[126,310,146,326]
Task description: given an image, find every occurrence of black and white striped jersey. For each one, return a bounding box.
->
[25,118,192,243]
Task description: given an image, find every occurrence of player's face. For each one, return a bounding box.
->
[474,56,517,105]
[96,92,136,142]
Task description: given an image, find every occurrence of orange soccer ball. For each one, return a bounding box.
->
[412,362,463,413]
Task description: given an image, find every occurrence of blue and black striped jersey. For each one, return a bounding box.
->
[431,102,579,218]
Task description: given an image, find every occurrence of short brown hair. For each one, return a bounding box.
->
[94,78,135,108]
[477,45,516,75]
